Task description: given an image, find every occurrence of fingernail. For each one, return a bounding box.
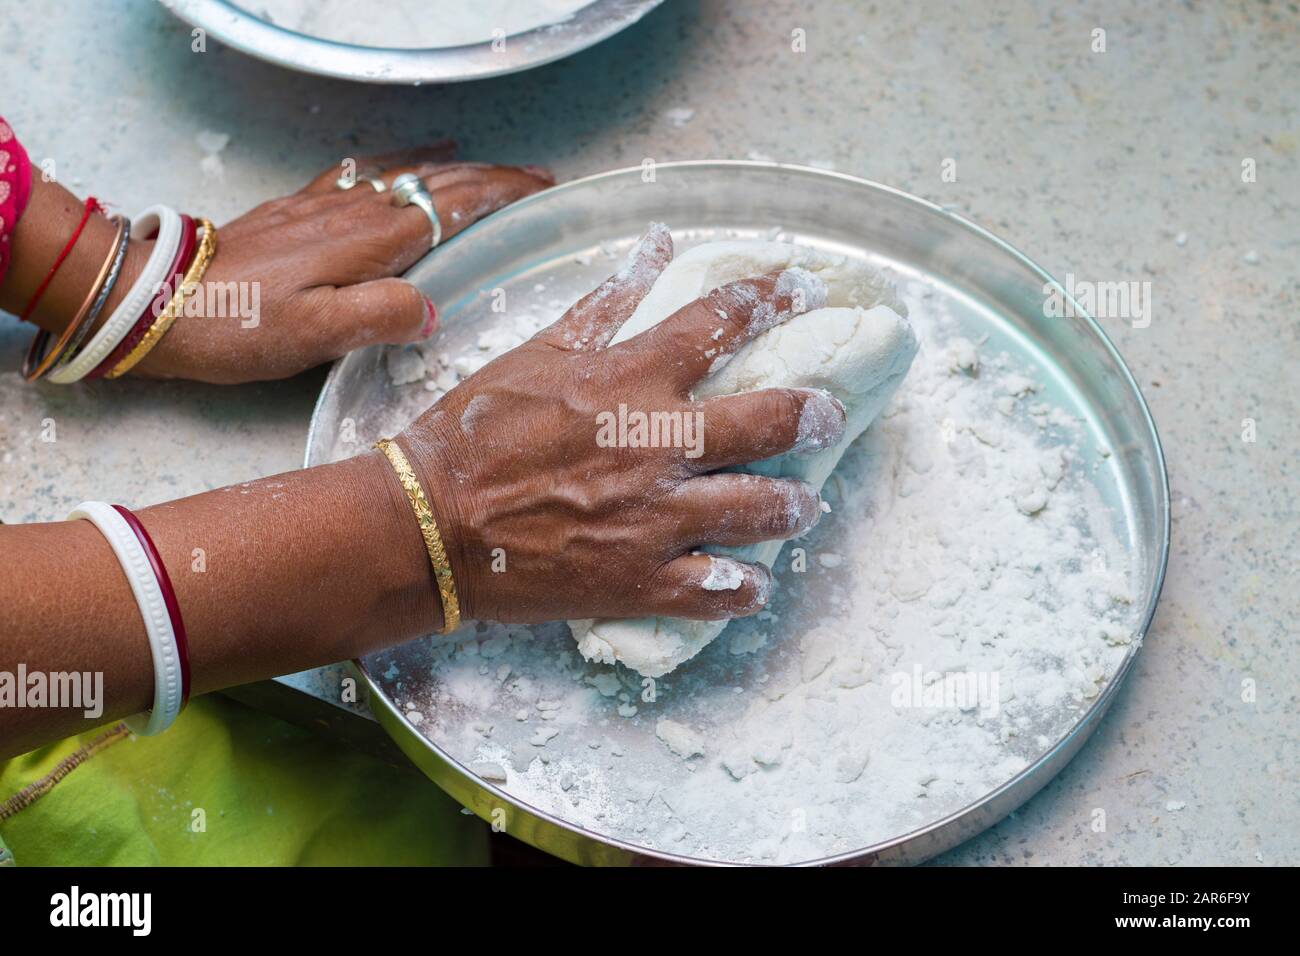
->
[420,295,439,338]
[787,480,824,534]
[744,563,774,613]
[619,222,672,275]
[642,221,672,250]
[793,388,847,453]
[776,267,829,313]
[697,556,774,618]
[700,554,747,592]
[523,164,555,183]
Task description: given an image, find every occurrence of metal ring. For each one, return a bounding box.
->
[390,173,443,251]
[336,173,386,192]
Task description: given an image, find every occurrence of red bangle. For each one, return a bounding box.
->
[111,504,191,707]
[85,214,196,381]
[18,196,102,323]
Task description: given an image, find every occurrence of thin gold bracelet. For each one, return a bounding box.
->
[375,437,461,634]
[106,218,217,379]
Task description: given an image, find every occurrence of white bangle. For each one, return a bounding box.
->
[68,501,184,735]
[46,206,183,385]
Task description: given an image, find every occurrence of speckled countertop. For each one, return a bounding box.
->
[1,0,1295,865]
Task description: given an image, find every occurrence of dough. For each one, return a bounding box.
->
[569,241,919,677]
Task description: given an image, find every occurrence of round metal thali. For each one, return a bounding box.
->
[160,0,664,84]
[305,162,1170,865]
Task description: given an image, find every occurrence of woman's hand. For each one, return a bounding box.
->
[394,224,848,625]
[135,142,554,383]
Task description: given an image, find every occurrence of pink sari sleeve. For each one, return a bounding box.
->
[0,115,34,288]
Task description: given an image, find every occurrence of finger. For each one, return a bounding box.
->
[363,140,460,172]
[535,223,673,351]
[376,160,493,189]
[384,161,555,191]
[313,158,476,198]
[693,386,846,470]
[317,278,437,355]
[670,474,822,548]
[617,267,827,390]
[644,554,774,621]
[316,168,555,286]
[299,139,459,194]
[422,168,555,242]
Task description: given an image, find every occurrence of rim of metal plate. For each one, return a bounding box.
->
[305,161,1172,866]
[158,0,665,84]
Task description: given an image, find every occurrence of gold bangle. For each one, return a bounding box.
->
[375,437,461,634]
[105,217,217,379]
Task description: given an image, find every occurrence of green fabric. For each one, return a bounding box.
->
[0,694,487,866]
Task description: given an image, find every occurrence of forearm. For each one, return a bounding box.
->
[0,451,441,757]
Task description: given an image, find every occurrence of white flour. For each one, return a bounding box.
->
[238,0,592,49]
[363,251,1139,864]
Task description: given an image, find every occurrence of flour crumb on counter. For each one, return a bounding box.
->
[656,719,706,759]
[663,107,695,128]
[196,129,230,179]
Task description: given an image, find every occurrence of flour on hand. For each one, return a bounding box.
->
[568,241,920,677]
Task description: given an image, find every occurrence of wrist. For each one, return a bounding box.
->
[394,420,479,624]
[365,447,448,635]
[0,176,158,344]
[136,455,451,695]
[92,234,153,337]
[1,179,104,329]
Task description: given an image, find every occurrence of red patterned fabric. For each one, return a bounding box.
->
[0,115,34,287]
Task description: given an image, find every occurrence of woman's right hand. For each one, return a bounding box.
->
[394,224,848,626]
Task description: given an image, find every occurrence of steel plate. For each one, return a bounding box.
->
[305,161,1169,865]
[159,0,664,84]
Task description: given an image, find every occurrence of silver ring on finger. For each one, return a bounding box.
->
[390,173,443,251]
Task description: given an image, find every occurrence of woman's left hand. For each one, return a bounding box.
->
[134,142,554,384]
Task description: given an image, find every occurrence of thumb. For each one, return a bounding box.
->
[333,277,438,350]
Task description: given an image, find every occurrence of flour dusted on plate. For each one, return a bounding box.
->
[239,0,593,49]
[361,242,1139,864]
